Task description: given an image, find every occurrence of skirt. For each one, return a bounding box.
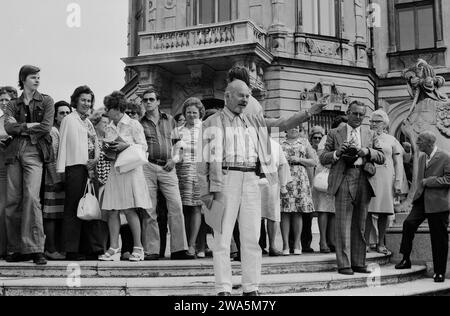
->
[176,162,202,207]
[102,163,152,211]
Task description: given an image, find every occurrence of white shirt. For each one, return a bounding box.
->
[426,146,438,167]
[334,124,363,165]
[56,111,98,173]
[104,114,147,152]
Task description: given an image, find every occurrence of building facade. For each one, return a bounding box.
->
[122,0,450,134]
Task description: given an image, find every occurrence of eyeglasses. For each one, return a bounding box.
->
[349,112,365,118]
[58,111,70,115]
[369,120,384,124]
[312,137,322,140]
[142,98,157,103]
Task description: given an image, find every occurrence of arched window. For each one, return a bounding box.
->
[193,0,233,25]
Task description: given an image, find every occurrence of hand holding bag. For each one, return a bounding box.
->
[313,168,329,193]
[115,144,147,174]
[77,179,102,221]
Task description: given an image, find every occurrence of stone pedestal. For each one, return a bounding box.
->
[386,214,450,277]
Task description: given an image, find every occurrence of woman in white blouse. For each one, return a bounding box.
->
[57,86,107,261]
[99,91,151,262]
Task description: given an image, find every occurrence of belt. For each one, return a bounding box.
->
[149,159,167,167]
[349,165,363,169]
[222,166,257,173]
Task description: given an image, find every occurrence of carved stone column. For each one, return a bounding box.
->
[146,0,157,32]
[434,0,445,48]
[268,0,289,56]
[387,0,396,53]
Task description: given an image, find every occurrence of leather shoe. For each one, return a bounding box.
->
[352,266,372,274]
[269,249,283,257]
[144,254,160,261]
[218,292,231,296]
[170,251,195,260]
[66,252,86,261]
[243,291,259,296]
[302,247,315,253]
[395,259,412,270]
[33,253,47,265]
[338,268,354,275]
[320,247,331,254]
[434,274,445,283]
[5,253,31,263]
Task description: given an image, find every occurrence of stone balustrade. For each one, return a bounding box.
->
[139,20,267,55]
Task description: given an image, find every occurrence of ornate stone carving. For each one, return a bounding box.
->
[164,0,176,10]
[400,59,450,210]
[305,38,340,57]
[148,0,157,31]
[300,82,349,106]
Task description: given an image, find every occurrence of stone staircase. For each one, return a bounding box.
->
[1,252,448,296]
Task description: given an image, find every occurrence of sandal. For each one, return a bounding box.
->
[129,247,144,262]
[376,246,392,256]
[99,248,121,262]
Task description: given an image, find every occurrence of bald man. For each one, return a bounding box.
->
[395,131,450,283]
[200,80,325,296]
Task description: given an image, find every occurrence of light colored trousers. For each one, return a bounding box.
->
[142,162,188,254]
[213,170,262,294]
[5,140,45,254]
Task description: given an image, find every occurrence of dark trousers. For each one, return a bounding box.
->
[399,195,449,275]
[301,213,313,249]
[62,165,108,255]
[157,190,169,257]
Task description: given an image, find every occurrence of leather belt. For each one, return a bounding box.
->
[149,159,167,167]
[222,166,257,173]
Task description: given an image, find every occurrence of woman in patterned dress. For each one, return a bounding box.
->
[42,101,71,260]
[281,126,318,255]
[176,97,205,257]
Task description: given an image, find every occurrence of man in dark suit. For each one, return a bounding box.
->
[395,131,450,283]
[320,101,385,275]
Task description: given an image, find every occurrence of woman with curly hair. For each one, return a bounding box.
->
[175,97,205,257]
[99,91,151,262]
[57,86,107,261]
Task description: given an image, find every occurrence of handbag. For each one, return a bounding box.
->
[77,179,102,221]
[313,168,329,193]
[115,144,147,174]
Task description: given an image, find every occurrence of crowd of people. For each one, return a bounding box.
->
[0,64,448,295]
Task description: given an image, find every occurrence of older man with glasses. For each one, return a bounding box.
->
[320,101,385,275]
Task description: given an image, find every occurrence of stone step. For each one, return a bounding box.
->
[281,278,450,296]
[0,253,390,278]
[0,265,426,296]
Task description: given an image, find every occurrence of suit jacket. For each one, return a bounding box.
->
[413,149,450,214]
[320,124,385,196]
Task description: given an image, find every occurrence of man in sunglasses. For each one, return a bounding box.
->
[139,88,193,260]
[320,101,385,275]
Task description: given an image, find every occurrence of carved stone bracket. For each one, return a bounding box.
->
[300,81,349,111]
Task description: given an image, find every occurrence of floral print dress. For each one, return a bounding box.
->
[281,137,316,214]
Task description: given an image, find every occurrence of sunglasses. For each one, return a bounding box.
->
[58,111,70,115]
[313,137,322,140]
[126,111,137,116]
[142,98,157,103]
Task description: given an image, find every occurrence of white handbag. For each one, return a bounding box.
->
[313,168,329,193]
[77,179,102,221]
[115,144,147,174]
